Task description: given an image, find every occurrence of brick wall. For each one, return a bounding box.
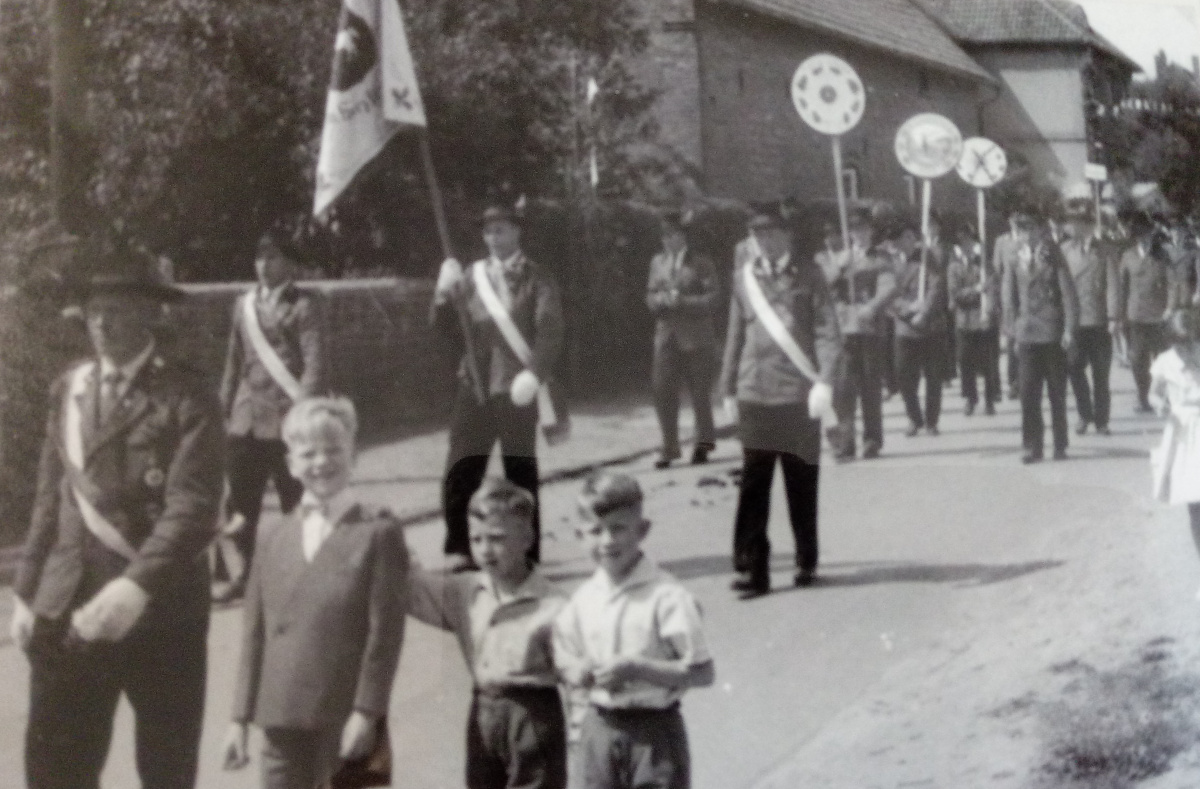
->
[633,0,704,167]
[172,279,455,431]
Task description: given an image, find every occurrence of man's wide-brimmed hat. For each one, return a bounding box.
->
[66,235,185,304]
[480,199,525,228]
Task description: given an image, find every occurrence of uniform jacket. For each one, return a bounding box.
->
[718,254,842,406]
[645,248,718,352]
[15,353,224,626]
[1116,242,1171,324]
[1002,232,1080,345]
[431,254,565,397]
[891,249,949,339]
[231,504,410,729]
[817,246,898,336]
[220,283,327,439]
[1060,235,1119,328]
[947,253,1001,332]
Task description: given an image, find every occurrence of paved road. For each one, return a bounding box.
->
[3,364,1199,788]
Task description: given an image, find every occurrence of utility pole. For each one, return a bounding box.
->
[49,0,93,234]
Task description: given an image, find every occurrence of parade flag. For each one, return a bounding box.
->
[313,0,426,217]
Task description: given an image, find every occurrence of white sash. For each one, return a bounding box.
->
[472,263,560,427]
[241,291,303,401]
[741,264,836,426]
[64,363,139,562]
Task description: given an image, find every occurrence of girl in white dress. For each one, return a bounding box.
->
[1149,308,1200,555]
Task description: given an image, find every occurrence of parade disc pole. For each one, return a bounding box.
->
[919,178,932,300]
[419,131,486,405]
[955,137,1008,329]
[977,188,989,323]
[831,135,855,303]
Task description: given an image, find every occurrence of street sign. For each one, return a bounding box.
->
[895,113,964,180]
[956,137,1007,189]
[791,54,865,136]
[1085,162,1109,182]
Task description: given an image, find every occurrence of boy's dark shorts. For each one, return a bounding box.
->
[467,685,567,789]
[577,704,690,789]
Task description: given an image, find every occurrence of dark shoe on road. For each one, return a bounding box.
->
[964,402,976,417]
[862,441,881,459]
[1053,448,1068,461]
[731,573,769,599]
[1008,387,1020,401]
[794,568,817,588]
[984,403,996,416]
[1022,450,1043,465]
[1096,425,1112,436]
[926,425,940,437]
[1075,419,1090,436]
[905,422,922,437]
[1135,402,1155,415]
[690,444,714,465]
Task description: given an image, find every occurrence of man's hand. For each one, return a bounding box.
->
[724,397,739,425]
[9,597,34,651]
[1061,332,1075,353]
[592,657,646,691]
[339,711,377,761]
[808,381,835,422]
[1109,320,1121,337]
[434,258,465,302]
[70,577,148,643]
[221,722,250,771]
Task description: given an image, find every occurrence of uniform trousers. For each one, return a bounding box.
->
[1018,342,1069,456]
[25,613,208,789]
[732,402,821,580]
[1067,325,1113,428]
[443,386,540,560]
[467,687,566,789]
[226,434,304,572]
[651,335,716,458]
[957,329,999,407]
[260,726,342,789]
[895,335,944,429]
[832,334,884,454]
[1127,322,1166,407]
[577,705,689,789]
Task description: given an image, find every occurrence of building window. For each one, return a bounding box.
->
[842,167,860,201]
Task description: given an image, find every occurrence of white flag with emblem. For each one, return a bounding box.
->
[313,0,426,217]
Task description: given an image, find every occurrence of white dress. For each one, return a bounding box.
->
[1149,348,1200,504]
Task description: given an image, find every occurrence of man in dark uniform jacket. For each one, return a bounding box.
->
[9,240,224,789]
[646,209,719,468]
[1116,213,1172,413]
[432,204,565,571]
[819,208,896,460]
[1002,207,1080,462]
[947,229,1001,415]
[218,232,326,599]
[720,202,841,598]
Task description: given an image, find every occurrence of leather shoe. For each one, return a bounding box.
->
[984,403,996,416]
[690,444,713,465]
[794,568,817,588]
[905,423,922,437]
[730,574,769,598]
[1021,451,1043,465]
[862,441,881,459]
[1096,425,1111,436]
[926,425,940,437]
[964,402,976,417]
[1075,420,1090,436]
[1052,448,1068,461]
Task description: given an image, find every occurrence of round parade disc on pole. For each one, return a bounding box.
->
[894,113,964,180]
[955,137,1008,189]
[791,54,865,136]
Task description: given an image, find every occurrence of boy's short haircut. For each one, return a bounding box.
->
[282,396,358,447]
[468,477,536,526]
[577,471,644,520]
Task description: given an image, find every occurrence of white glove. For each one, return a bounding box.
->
[71,577,149,642]
[9,596,35,651]
[807,381,836,424]
[724,397,739,425]
[510,369,540,407]
[434,258,464,301]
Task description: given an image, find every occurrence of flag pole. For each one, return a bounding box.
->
[419,131,485,404]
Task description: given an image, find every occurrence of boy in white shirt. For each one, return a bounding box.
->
[554,472,714,789]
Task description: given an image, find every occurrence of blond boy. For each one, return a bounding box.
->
[222,396,409,789]
[554,472,714,789]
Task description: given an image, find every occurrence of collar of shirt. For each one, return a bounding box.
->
[299,488,355,562]
[467,567,563,689]
[98,341,156,398]
[257,281,291,307]
[590,553,663,602]
[491,251,526,279]
[473,566,555,608]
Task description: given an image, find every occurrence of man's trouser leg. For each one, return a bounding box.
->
[681,346,717,449]
[496,397,541,562]
[1018,343,1047,455]
[781,450,820,573]
[860,335,884,449]
[1068,326,1097,425]
[732,448,776,581]
[443,386,500,557]
[921,336,944,429]
[833,337,862,455]
[1128,322,1165,406]
[1089,327,1113,429]
[895,336,924,428]
[652,334,683,459]
[1046,344,1070,453]
[227,435,272,573]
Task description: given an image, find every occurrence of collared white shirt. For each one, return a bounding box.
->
[298,489,354,562]
[553,554,712,710]
[97,341,156,403]
[408,566,567,690]
[487,251,525,308]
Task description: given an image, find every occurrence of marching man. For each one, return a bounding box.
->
[719,202,842,599]
[10,239,224,789]
[217,231,327,601]
[432,202,565,571]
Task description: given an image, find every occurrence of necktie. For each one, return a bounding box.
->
[100,371,123,422]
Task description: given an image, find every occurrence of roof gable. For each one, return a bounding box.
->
[708,0,994,82]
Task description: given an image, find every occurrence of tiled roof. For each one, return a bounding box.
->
[709,0,994,81]
[911,0,1140,69]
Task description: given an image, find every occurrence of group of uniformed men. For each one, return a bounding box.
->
[7,187,1197,786]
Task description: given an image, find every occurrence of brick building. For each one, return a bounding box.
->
[638,0,1137,206]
